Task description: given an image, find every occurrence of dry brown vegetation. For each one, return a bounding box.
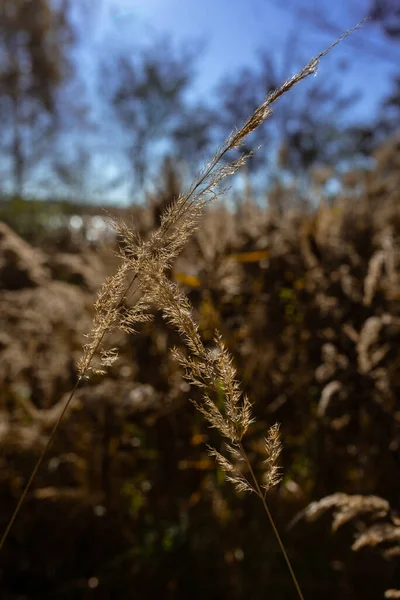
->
[0,132,399,599]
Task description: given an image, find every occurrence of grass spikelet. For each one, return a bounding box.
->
[77,262,131,377]
[263,423,283,492]
[140,267,281,499]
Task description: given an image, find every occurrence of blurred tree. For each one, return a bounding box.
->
[370,0,400,38]
[104,38,214,199]
[368,0,400,143]
[52,142,127,203]
[171,102,215,175]
[0,0,73,198]
[381,72,400,127]
[347,71,400,159]
[52,144,99,203]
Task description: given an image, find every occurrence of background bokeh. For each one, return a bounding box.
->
[0,1,400,599]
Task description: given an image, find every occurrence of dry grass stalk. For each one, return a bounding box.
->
[77,22,364,383]
[352,521,400,552]
[139,266,281,496]
[299,493,400,562]
[301,492,390,531]
[135,264,302,593]
[1,20,367,598]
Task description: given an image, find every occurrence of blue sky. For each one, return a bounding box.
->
[96,0,400,122]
